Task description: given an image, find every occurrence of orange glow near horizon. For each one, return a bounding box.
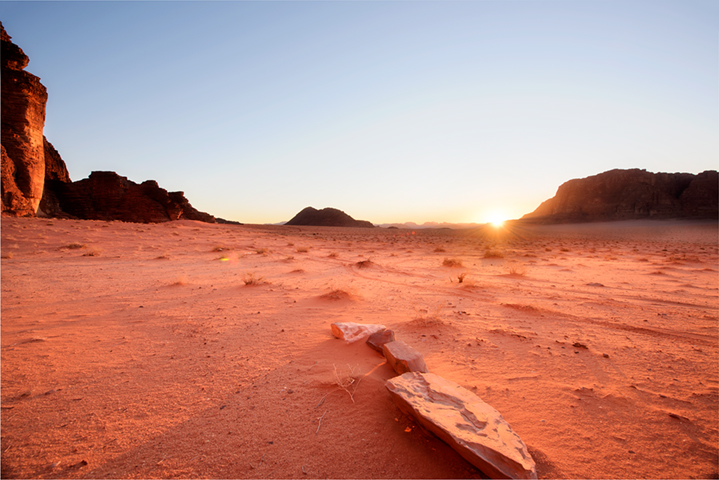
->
[485,212,509,228]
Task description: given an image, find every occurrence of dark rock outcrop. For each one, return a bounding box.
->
[1,22,58,216]
[285,207,374,227]
[521,169,718,224]
[52,171,215,224]
[1,22,216,224]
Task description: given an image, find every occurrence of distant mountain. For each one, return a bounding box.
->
[285,207,374,228]
[521,169,718,224]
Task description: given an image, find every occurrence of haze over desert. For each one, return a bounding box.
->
[1,217,717,478]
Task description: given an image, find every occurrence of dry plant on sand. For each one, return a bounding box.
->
[333,364,362,403]
[355,259,374,269]
[442,257,463,268]
[483,249,504,259]
[242,272,266,286]
[296,246,309,253]
[319,288,354,301]
[408,304,447,327]
[507,263,527,276]
[59,243,86,250]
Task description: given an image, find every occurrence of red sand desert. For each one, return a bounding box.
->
[1,216,717,479]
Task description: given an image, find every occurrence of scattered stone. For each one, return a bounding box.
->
[386,372,537,479]
[586,283,605,287]
[383,341,428,374]
[366,329,395,353]
[573,342,588,349]
[331,322,385,343]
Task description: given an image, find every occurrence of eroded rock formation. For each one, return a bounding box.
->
[52,171,215,224]
[1,22,58,216]
[522,169,718,224]
[1,22,216,224]
[285,207,374,227]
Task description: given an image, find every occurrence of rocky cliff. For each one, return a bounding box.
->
[285,207,374,227]
[51,171,215,224]
[521,169,718,224]
[0,22,68,216]
[1,23,216,224]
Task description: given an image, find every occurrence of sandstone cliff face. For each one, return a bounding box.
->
[1,22,53,215]
[53,171,215,224]
[522,169,719,224]
[285,207,374,227]
[1,23,216,224]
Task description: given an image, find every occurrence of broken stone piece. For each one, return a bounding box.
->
[366,329,395,353]
[331,322,385,343]
[386,372,537,479]
[382,340,428,374]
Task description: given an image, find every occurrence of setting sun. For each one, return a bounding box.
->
[486,212,509,227]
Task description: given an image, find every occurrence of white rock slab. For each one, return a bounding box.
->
[331,322,386,343]
[386,372,537,479]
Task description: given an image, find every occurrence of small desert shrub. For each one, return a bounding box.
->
[328,252,338,258]
[507,264,527,276]
[289,268,305,274]
[296,246,309,253]
[434,246,446,253]
[457,272,468,283]
[320,289,353,300]
[545,247,552,252]
[443,257,463,268]
[242,272,266,286]
[155,254,170,260]
[283,255,295,262]
[61,243,86,250]
[213,245,231,252]
[255,247,269,255]
[483,250,504,259]
[83,249,101,257]
[355,259,374,269]
[560,247,570,252]
[333,364,362,403]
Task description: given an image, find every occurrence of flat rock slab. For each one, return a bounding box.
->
[383,340,428,374]
[386,372,537,479]
[366,329,395,353]
[331,322,386,343]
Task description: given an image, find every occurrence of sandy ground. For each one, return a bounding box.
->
[1,216,717,479]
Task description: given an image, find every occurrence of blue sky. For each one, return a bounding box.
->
[2,1,717,224]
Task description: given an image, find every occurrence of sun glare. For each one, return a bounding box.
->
[486,213,508,228]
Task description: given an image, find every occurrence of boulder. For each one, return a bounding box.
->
[331,322,385,343]
[382,340,428,374]
[366,329,395,353]
[386,372,537,479]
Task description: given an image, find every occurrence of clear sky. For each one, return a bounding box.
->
[2,1,717,224]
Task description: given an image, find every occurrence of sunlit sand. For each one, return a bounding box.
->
[1,217,717,479]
